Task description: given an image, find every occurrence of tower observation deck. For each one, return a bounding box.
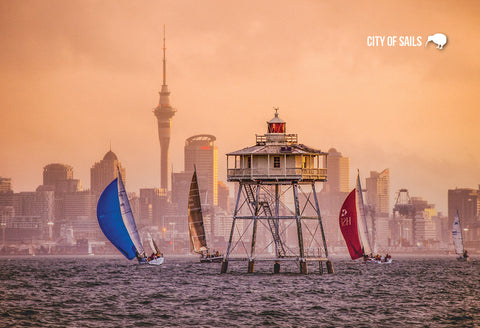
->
[154,25,176,190]
[221,109,334,274]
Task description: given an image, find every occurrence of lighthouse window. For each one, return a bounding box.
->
[273,156,280,168]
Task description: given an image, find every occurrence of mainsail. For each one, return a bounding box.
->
[452,211,464,255]
[188,169,208,254]
[356,173,372,255]
[339,189,364,260]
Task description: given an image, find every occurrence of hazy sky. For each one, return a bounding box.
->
[1,0,479,213]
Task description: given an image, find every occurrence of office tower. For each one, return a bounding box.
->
[42,164,81,193]
[217,181,229,212]
[0,177,12,194]
[184,135,218,206]
[324,148,349,193]
[366,169,390,216]
[171,171,191,215]
[448,187,480,249]
[10,190,55,241]
[90,150,126,194]
[139,188,168,227]
[154,26,176,190]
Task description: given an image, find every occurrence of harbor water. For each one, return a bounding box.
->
[0,255,479,327]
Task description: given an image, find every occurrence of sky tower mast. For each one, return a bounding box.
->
[154,25,176,190]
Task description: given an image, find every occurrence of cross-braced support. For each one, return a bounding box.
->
[221,181,333,274]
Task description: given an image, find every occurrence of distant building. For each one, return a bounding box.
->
[90,150,126,194]
[0,177,12,194]
[366,169,390,216]
[7,191,55,242]
[171,172,191,216]
[324,148,349,193]
[448,187,480,249]
[139,188,168,227]
[217,181,229,212]
[41,164,81,193]
[184,135,218,206]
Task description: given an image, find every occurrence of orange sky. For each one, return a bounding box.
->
[1,0,479,213]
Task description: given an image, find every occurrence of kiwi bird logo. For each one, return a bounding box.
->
[425,33,447,49]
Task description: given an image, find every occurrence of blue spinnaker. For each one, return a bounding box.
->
[97,178,137,260]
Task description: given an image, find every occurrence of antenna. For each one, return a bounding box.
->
[163,24,167,86]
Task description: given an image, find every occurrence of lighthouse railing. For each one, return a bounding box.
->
[227,167,326,180]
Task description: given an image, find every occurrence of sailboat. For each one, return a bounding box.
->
[97,168,164,265]
[452,210,468,261]
[188,167,223,263]
[339,172,392,264]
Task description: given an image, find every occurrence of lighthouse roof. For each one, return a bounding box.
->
[267,115,285,124]
[227,143,326,156]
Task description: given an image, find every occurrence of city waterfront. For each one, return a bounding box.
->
[1,255,478,327]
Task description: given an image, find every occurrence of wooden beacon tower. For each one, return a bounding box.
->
[221,109,334,274]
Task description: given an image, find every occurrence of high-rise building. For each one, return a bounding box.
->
[217,181,229,212]
[139,188,168,227]
[366,169,390,216]
[154,26,176,190]
[42,164,81,193]
[171,171,191,216]
[90,150,126,194]
[0,177,12,194]
[448,187,480,249]
[184,135,218,206]
[324,148,349,193]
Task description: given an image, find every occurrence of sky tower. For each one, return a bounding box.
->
[154,25,176,190]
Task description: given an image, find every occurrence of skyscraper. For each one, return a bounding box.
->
[365,169,390,216]
[448,187,480,249]
[184,135,218,206]
[0,177,12,194]
[90,150,126,194]
[154,26,176,190]
[41,163,81,193]
[324,148,349,193]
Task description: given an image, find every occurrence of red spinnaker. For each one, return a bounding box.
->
[339,189,363,260]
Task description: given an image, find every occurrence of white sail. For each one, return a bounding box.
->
[117,169,145,256]
[452,211,464,255]
[356,172,372,255]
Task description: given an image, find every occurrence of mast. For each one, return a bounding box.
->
[163,24,167,86]
[117,167,145,256]
[356,172,372,255]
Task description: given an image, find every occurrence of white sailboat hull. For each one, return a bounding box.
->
[145,257,164,265]
[367,258,392,264]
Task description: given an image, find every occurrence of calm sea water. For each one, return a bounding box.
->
[0,255,478,327]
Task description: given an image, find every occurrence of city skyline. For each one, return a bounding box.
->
[1,1,480,214]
